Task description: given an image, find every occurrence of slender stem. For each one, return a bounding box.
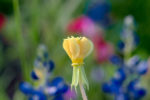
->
[79,80,88,100]
[13,0,29,81]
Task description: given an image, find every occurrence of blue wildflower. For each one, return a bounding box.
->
[136,61,148,75]
[133,33,140,46]
[102,82,113,93]
[31,70,39,80]
[109,55,123,66]
[28,90,47,100]
[19,82,34,95]
[20,44,69,100]
[128,79,146,99]
[53,95,64,100]
[46,77,68,96]
[102,16,148,100]
[115,92,130,100]
[117,40,125,51]
[48,60,55,72]
[85,0,111,27]
[127,56,140,67]
[113,68,126,85]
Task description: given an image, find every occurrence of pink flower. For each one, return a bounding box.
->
[0,13,5,31]
[67,15,101,39]
[93,35,114,63]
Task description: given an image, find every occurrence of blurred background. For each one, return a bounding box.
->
[1,0,150,100]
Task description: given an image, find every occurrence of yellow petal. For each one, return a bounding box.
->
[63,39,72,59]
[78,37,93,58]
[68,37,80,60]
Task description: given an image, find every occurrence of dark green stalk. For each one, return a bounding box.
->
[13,0,29,81]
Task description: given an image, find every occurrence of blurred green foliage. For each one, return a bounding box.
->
[0,0,150,100]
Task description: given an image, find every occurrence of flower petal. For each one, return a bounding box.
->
[63,39,72,59]
[68,38,80,60]
[79,37,93,58]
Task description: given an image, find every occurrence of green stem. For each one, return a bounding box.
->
[71,66,89,100]
[13,0,29,81]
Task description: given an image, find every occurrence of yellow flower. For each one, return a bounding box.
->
[63,36,93,92]
[63,36,93,66]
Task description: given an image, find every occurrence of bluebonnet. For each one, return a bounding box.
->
[117,40,125,51]
[31,70,39,80]
[85,0,111,27]
[19,44,68,100]
[102,16,148,100]
[103,56,148,100]
[118,15,139,53]
[109,55,123,66]
[127,79,146,99]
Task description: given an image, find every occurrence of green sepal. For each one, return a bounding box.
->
[71,66,89,92]
[80,67,89,90]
